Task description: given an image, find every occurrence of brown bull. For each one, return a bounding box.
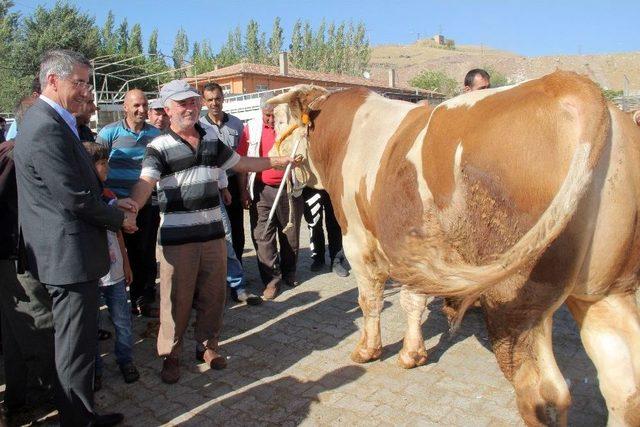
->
[268,71,640,426]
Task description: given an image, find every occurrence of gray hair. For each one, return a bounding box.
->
[39,49,91,89]
[259,93,274,110]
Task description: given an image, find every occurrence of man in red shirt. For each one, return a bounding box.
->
[242,95,303,300]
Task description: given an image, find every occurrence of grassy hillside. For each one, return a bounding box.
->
[369,39,640,94]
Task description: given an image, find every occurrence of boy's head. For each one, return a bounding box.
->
[82,142,109,182]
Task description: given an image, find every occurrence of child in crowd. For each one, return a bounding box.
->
[82,142,140,389]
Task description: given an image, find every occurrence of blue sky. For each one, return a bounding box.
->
[11,0,640,56]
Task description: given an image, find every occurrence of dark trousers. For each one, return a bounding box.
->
[124,203,160,307]
[249,182,303,285]
[0,261,54,409]
[302,187,343,262]
[46,280,99,427]
[226,175,246,263]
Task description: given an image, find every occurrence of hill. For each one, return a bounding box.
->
[368,39,640,94]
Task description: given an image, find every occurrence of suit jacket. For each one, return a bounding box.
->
[0,141,17,259]
[14,98,124,285]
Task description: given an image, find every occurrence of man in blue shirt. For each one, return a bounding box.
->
[97,89,161,317]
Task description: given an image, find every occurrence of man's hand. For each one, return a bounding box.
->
[122,210,138,233]
[270,156,293,170]
[117,198,139,214]
[220,187,232,206]
[270,155,304,170]
[241,188,251,209]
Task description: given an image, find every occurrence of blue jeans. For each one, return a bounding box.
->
[221,203,245,293]
[95,280,134,374]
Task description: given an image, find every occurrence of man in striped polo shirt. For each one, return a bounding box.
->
[97,89,161,318]
[126,80,295,384]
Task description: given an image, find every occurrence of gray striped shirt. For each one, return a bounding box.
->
[140,124,240,246]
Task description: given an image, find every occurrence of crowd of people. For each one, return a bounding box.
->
[3,46,595,426]
[0,39,566,424]
[0,48,354,426]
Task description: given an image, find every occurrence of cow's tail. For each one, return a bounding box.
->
[391,81,610,307]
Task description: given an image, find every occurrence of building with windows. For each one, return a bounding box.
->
[186,53,444,104]
[184,53,444,121]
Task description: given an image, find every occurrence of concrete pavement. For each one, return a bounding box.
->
[2,219,611,426]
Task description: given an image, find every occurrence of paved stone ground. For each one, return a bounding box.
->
[2,218,616,426]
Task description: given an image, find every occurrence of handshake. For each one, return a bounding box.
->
[116,198,139,234]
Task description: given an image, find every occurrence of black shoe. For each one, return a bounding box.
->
[3,402,27,418]
[332,258,350,277]
[120,363,140,384]
[309,258,325,272]
[283,278,300,288]
[93,412,124,427]
[234,290,263,306]
[160,357,180,384]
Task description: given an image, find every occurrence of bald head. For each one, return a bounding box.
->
[123,89,148,131]
[124,89,146,103]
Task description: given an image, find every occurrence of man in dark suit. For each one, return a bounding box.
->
[14,49,136,427]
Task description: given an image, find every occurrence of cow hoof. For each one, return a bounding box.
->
[350,346,382,363]
[397,349,428,369]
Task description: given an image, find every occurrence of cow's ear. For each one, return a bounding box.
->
[269,85,329,124]
[298,86,329,111]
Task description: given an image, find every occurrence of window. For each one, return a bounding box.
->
[255,84,268,92]
[221,84,232,95]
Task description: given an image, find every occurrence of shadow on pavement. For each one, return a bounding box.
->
[94,283,365,425]
[381,292,606,426]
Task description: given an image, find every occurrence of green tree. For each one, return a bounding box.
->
[300,22,313,69]
[208,18,371,76]
[172,27,189,73]
[191,41,200,63]
[147,28,158,56]
[245,19,260,63]
[233,26,243,58]
[332,23,346,73]
[15,1,101,76]
[324,22,336,73]
[311,19,326,71]
[352,22,370,75]
[268,17,283,65]
[258,31,268,63]
[192,40,214,74]
[290,20,303,67]
[0,0,18,61]
[216,30,240,67]
[100,10,117,54]
[484,66,509,87]
[409,70,458,96]
[0,0,22,112]
[116,18,128,54]
[128,23,143,55]
[599,86,623,100]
